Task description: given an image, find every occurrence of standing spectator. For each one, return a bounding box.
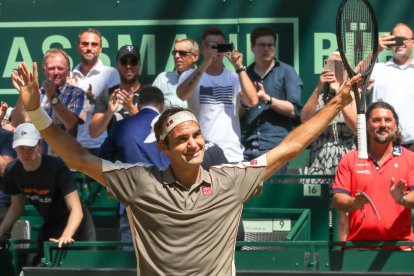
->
[371,23,414,149]
[241,27,303,174]
[11,48,88,156]
[72,28,120,154]
[0,123,96,264]
[177,27,258,163]
[301,52,356,183]
[332,102,414,249]
[89,45,142,138]
[301,52,356,241]
[153,38,199,108]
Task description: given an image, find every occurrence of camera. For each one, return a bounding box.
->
[214,43,234,53]
[390,36,406,47]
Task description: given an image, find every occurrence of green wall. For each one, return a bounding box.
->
[0,0,412,105]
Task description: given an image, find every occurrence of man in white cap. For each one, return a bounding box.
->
[13,61,361,275]
[0,123,95,265]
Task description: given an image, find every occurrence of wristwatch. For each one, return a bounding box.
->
[236,66,247,74]
[264,96,272,105]
[50,97,60,106]
[400,195,408,206]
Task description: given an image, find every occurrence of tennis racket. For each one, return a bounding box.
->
[336,0,378,159]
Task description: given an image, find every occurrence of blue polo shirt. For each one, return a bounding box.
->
[241,59,303,160]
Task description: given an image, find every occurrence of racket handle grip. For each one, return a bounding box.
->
[357,114,368,159]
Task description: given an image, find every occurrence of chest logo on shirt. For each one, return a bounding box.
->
[199,85,233,105]
[356,170,371,174]
[202,185,213,197]
[395,163,399,168]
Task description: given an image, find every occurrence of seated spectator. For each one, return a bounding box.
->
[0,123,96,264]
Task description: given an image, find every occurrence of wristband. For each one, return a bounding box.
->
[236,66,247,74]
[27,107,52,131]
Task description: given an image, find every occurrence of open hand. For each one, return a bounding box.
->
[389,177,407,204]
[11,62,40,111]
[49,235,75,248]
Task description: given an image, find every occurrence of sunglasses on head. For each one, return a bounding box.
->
[119,58,139,66]
[171,50,193,57]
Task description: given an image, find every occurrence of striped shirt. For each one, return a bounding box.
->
[40,84,88,154]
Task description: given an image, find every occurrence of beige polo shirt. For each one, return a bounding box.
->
[102,155,266,276]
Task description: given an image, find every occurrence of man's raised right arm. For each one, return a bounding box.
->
[176,44,215,101]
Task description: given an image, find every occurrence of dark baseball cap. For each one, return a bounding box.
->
[117,45,140,61]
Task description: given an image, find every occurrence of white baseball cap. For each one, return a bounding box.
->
[12,123,41,149]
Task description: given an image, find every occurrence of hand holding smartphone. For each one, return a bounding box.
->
[390,36,407,47]
[324,59,345,83]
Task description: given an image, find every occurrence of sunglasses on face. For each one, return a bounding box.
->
[171,50,193,57]
[119,59,139,66]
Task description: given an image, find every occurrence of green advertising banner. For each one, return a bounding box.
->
[0,0,413,105]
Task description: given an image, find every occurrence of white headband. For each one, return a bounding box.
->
[159,111,198,140]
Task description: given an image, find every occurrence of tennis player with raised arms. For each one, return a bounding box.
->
[13,61,361,275]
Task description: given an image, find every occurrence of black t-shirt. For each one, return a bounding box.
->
[94,85,140,131]
[4,155,76,224]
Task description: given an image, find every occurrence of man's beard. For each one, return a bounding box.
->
[120,73,138,85]
[374,128,396,144]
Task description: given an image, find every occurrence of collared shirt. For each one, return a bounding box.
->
[102,155,266,275]
[332,145,414,245]
[40,84,88,155]
[371,58,414,144]
[72,59,120,149]
[241,59,303,160]
[153,70,188,108]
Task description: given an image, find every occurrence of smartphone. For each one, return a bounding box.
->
[215,43,234,53]
[324,59,344,83]
[390,36,406,47]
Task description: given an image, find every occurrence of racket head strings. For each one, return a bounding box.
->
[336,0,378,77]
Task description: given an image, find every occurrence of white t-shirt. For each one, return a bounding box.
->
[371,58,414,144]
[72,60,120,149]
[179,68,244,162]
